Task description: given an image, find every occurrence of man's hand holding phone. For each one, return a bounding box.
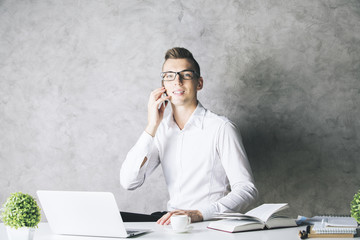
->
[145,87,170,137]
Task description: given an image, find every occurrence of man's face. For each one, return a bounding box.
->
[162,58,203,108]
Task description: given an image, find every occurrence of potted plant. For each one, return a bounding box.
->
[350,190,360,224]
[1,192,41,240]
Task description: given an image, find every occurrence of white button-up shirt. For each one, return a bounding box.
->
[120,102,257,220]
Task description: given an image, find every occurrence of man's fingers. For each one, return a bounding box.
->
[157,212,172,225]
[150,87,166,101]
[157,210,199,225]
[157,212,169,224]
[157,210,189,225]
[151,87,165,94]
[157,213,166,225]
[158,215,168,225]
[155,95,170,106]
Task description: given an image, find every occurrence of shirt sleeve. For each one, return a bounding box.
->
[198,121,258,220]
[120,131,161,190]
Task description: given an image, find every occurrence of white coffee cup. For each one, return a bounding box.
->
[170,214,191,232]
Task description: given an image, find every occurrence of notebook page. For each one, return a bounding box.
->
[245,203,288,222]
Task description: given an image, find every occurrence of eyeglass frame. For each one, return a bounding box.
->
[160,69,200,81]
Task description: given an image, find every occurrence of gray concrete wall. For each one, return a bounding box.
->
[1,0,359,218]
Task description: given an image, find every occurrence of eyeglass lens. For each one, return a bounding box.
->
[162,71,195,81]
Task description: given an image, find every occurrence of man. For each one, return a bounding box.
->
[120,47,257,224]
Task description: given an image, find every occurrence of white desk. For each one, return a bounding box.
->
[0,222,342,240]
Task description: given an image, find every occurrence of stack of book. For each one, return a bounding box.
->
[299,216,358,239]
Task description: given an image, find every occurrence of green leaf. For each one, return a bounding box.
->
[1,192,41,228]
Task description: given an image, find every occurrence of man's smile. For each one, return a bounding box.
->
[172,90,185,96]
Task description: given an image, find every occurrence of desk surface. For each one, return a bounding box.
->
[0,222,346,240]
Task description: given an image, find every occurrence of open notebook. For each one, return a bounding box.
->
[208,203,297,233]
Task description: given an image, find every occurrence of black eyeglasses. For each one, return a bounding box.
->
[161,70,199,81]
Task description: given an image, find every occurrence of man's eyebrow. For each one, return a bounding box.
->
[163,69,194,72]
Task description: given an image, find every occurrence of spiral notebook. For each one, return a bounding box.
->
[312,222,357,234]
[304,225,357,239]
[300,216,358,239]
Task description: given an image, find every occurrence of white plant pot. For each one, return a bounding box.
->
[6,226,35,240]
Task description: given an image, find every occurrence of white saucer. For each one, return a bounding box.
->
[165,225,193,233]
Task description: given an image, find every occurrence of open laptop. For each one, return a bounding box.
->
[36,190,150,238]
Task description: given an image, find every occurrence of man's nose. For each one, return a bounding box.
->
[174,73,183,85]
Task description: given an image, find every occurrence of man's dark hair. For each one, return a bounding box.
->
[164,47,201,76]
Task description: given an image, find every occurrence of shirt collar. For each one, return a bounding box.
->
[166,102,206,130]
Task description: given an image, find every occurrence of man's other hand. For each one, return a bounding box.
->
[156,210,203,225]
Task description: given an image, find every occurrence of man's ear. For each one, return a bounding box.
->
[197,77,203,91]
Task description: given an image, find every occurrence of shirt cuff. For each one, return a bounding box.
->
[135,131,154,167]
[198,203,219,221]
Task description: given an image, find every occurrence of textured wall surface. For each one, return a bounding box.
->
[1,0,360,218]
